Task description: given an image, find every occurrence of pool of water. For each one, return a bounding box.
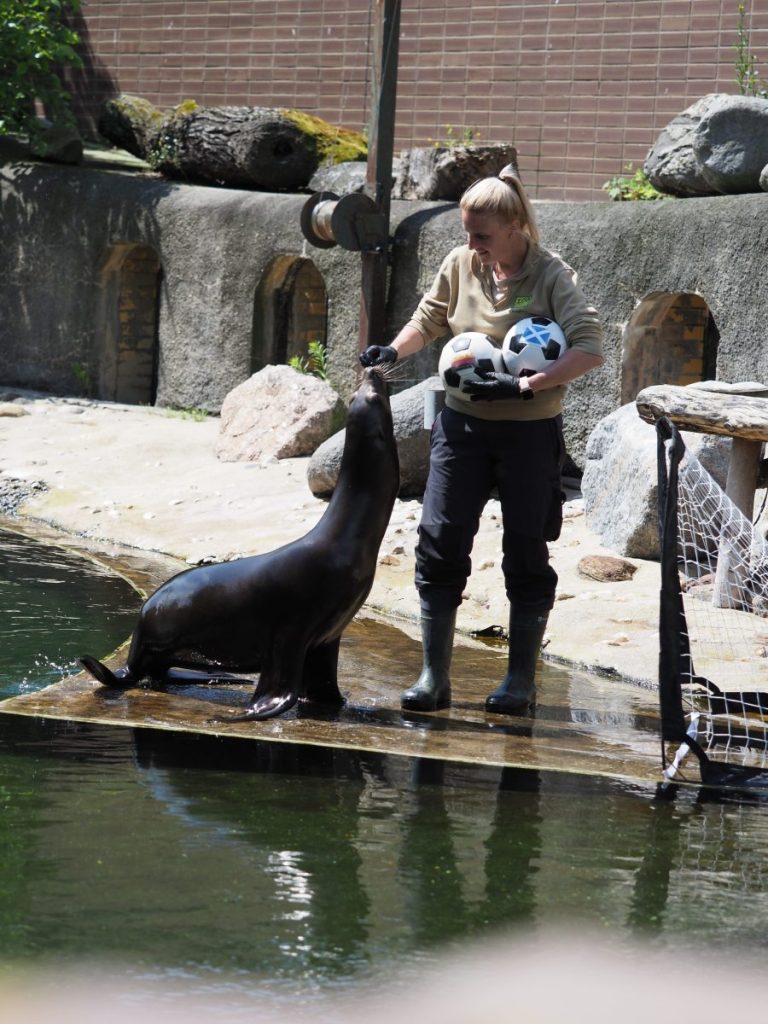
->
[2,527,768,1011]
[0,528,141,698]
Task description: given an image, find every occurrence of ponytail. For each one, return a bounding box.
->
[459,170,540,245]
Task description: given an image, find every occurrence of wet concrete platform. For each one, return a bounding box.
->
[0,614,665,786]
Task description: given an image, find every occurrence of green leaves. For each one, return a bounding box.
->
[0,0,83,143]
[602,165,668,202]
[288,341,330,381]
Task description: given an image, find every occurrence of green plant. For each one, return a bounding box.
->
[602,164,667,201]
[735,2,768,97]
[289,340,329,381]
[70,360,92,395]
[0,0,83,148]
[427,124,480,148]
[165,406,210,422]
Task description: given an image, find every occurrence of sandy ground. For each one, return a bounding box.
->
[0,391,661,687]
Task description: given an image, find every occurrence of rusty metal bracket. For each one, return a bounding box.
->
[300,191,388,252]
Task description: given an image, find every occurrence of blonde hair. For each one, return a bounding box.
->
[459,170,540,245]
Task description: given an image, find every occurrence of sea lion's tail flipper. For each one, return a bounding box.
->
[165,667,255,686]
[78,655,133,688]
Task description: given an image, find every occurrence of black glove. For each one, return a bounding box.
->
[464,372,529,401]
[359,345,398,368]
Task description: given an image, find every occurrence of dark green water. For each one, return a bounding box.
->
[2,527,768,1009]
[0,528,141,698]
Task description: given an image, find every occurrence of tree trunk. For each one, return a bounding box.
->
[99,97,365,191]
[98,94,164,160]
[152,106,321,190]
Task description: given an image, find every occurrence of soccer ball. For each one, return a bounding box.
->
[501,316,567,374]
[438,333,504,396]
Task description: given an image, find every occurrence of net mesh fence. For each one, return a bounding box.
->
[660,423,768,784]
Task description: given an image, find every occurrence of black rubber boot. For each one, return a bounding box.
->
[485,607,549,716]
[401,608,456,711]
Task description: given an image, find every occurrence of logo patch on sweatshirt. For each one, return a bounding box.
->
[512,295,532,309]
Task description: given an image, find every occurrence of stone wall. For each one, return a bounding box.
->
[2,157,768,466]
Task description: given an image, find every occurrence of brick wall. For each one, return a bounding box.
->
[67,0,768,200]
[620,291,716,404]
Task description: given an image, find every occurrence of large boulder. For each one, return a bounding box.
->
[217,364,346,463]
[643,93,728,197]
[392,145,519,201]
[308,376,437,499]
[582,402,731,559]
[30,119,83,165]
[693,94,768,194]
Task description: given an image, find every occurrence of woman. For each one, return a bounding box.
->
[360,169,604,716]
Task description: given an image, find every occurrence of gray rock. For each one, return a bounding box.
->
[693,94,768,194]
[577,554,638,582]
[308,161,368,195]
[392,145,519,201]
[643,93,729,197]
[217,364,346,462]
[308,376,436,499]
[0,475,47,516]
[759,161,768,192]
[0,402,29,417]
[30,119,83,165]
[582,402,731,559]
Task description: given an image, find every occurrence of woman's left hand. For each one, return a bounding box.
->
[464,372,528,401]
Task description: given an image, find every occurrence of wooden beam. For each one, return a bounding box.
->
[358,0,401,352]
[637,383,768,610]
[636,383,768,443]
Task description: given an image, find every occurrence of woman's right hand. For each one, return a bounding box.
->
[359,345,398,368]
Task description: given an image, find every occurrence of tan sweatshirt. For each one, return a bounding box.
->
[407,243,604,421]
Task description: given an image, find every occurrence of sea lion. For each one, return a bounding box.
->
[78,365,400,720]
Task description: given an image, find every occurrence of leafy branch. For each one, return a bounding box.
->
[0,0,83,147]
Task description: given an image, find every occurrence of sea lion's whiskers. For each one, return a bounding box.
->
[379,362,409,383]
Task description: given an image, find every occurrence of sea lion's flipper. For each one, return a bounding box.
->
[302,639,345,706]
[210,690,299,723]
[78,655,134,688]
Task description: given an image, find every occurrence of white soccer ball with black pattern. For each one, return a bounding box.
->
[438,333,504,397]
[501,316,568,374]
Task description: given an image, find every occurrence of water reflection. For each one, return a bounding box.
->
[3,531,768,990]
[1,715,768,988]
[626,788,683,935]
[480,767,541,930]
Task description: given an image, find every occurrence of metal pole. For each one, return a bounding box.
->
[358,0,400,353]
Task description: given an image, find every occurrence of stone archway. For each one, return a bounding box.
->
[252,256,328,371]
[620,291,719,405]
[97,243,161,404]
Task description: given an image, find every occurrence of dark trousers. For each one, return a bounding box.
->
[415,408,565,613]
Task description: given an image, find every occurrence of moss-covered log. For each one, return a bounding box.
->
[98,94,166,159]
[99,97,366,191]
